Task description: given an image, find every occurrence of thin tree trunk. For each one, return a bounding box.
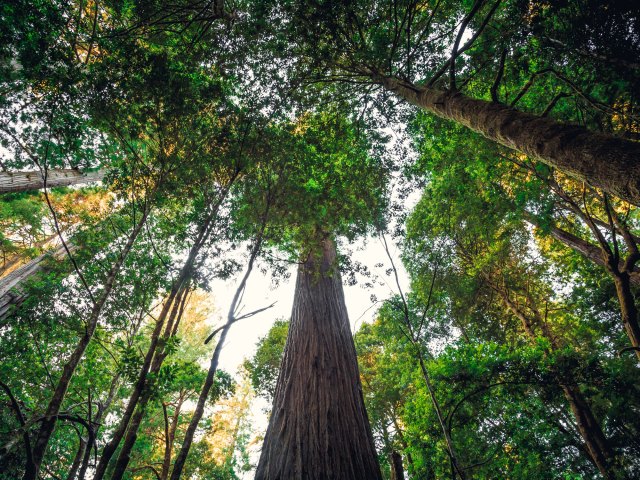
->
[169,234,263,480]
[78,318,144,480]
[389,450,404,480]
[65,434,87,480]
[377,76,640,206]
[108,287,189,480]
[255,238,382,480]
[92,179,235,479]
[380,232,467,478]
[524,215,640,359]
[76,373,122,480]
[92,283,188,480]
[25,207,150,480]
[613,274,640,360]
[160,396,183,480]
[0,169,104,193]
[416,349,467,480]
[497,287,619,479]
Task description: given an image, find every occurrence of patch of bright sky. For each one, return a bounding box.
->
[209,232,412,374]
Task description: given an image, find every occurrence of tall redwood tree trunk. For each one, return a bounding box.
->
[377,76,640,206]
[256,238,382,480]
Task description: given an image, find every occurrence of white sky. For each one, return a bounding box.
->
[210,233,411,373]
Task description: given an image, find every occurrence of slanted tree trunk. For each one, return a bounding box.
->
[93,283,188,480]
[0,232,62,277]
[0,169,104,193]
[0,243,73,321]
[377,76,640,206]
[255,238,382,480]
[93,176,237,480]
[25,207,150,480]
[169,232,264,480]
[65,433,87,480]
[108,287,190,480]
[612,274,640,359]
[524,210,640,359]
[496,286,619,479]
[560,384,618,480]
[160,395,184,480]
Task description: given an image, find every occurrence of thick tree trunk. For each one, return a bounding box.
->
[160,397,183,480]
[255,238,382,480]
[25,209,149,480]
[378,77,640,206]
[0,232,61,278]
[0,169,104,193]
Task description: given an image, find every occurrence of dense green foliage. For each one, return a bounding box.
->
[1,0,639,479]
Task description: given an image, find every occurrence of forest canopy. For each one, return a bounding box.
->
[1,1,639,479]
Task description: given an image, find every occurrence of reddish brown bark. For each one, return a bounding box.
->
[378,76,640,206]
[256,238,382,480]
